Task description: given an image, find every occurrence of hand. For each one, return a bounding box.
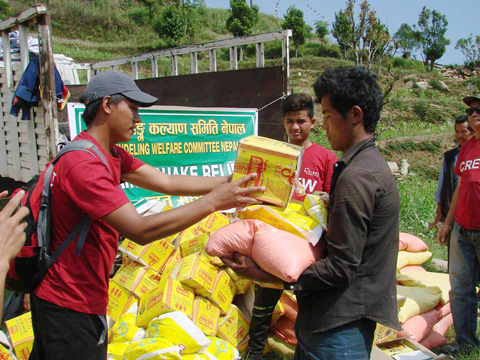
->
[437,223,451,246]
[207,173,265,211]
[221,253,282,288]
[23,293,31,311]
[0,190,29,267]
[434,204,444,225]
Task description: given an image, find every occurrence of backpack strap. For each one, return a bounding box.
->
[37,139,111,267]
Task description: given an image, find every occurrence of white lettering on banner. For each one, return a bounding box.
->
[299,178,318,193]
[460,158,480,172]
[202,164,225,177]
[159,166,199,176]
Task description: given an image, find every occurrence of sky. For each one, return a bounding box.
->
[204,0,478,65]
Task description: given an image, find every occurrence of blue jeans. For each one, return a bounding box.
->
[449,223,480,347]
[294,319,376,360]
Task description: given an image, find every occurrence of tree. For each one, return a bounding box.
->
[456,34,480,70]
[153,4,186,47]
[0,0,10,19]
[314,20,329,41]
[226,0,259,59]
[393,23,420,59]
[282,5,308,57]
[331,0,393,68]
[415,6,450,71]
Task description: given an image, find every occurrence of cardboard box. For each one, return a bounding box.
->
[106,281,138,323]
[0,345,16,360]
[136,279,194,328]
[372,338,453,360]
[192,296,221,336]
[163,248,183,272]
[205,270,237,314]
[217,304,250,347]
[202,212,230,234]
[225,267,252,295]
[120,239,175,273]
[162,253,219,296]
[231,135,303,207]
[179,232,223,266]
[5,312,33,360]
[111,259,147,293]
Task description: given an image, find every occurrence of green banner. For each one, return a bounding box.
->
[67,104,257,207]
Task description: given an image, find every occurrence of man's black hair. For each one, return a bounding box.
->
[80,94,125,127]
[281,93,314,119]
[455,114,473,132]
[312,66,383,134]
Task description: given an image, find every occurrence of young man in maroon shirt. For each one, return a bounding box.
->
[246,93,337,359]
[28,71,264,360]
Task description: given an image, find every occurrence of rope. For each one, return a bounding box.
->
[299,0,326,19]
[258,92,291,112]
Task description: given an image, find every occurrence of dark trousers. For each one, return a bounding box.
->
[29,293,107,360]
[246,285,283,359]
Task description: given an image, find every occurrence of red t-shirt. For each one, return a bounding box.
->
[454,136,480,230]
[33,132,144,314]
[293,143,338,201]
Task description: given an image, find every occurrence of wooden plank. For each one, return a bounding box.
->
[132,62,138,79]
[256,42,265,67]
[151,57,158,78]
[229,46,238,70]
[282,30,291,94]
[0,74,8,176]
[190,52,198,74]
[0,4,47,31]
[209,49,216,72]
[170,55,178,76]
[38,13,59,161]
[2,32,13,90]
[91,30,292,70]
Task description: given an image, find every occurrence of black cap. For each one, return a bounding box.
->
[81,71,158,107]
[463,94,480,106]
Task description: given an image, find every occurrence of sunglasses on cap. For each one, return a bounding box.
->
[466,106,480,116]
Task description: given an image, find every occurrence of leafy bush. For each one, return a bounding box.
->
[317,43,341,58]
[392,57,426,72]
[413,100,429,120]
[127,7,149,26]
[429,78,447,92]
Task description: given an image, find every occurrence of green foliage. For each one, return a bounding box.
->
[153,5,185,47]
[415,6,450,71]
[455,33,480,70]
[391,57,426,72]
[314,20,329,40]
[226,0,258,37]
[127,7,150,26]
[429,78,447,92]
[317,43,342,59]
[0,0,10,19]
[332,8,353,59]
[393,23,420,59]
[282,5,308,57]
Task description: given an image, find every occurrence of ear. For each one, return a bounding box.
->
[100,96,113,115]
[310,117,317,126]
[351,105,364,126]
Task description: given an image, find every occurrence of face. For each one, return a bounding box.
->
[320,96,353,153]
[282,109,315,147]
[454,122,473,146]
[467,100,480,136]
[107,98,141,143]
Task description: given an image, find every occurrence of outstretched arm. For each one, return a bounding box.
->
[122,164,230,196]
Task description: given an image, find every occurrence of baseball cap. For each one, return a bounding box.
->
[81,71,158,107]
[463,94,480,106]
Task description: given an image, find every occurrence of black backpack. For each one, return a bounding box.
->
[6,139,111,293]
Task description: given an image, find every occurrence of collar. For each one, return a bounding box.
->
[337,136,376,167]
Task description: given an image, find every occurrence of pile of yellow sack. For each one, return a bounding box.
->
[376,232,453,350]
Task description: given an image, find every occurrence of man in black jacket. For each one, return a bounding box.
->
[223,66,401,360]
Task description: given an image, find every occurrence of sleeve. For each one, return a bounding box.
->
[288,167,376,291]
[61,156,131,220]
[322,152,338,194]
[434,159,446,203]
[115,145,145,175]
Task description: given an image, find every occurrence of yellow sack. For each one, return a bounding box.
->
[107,342,130,359]
[182,354,210,360]
[397,271,451,305]
[304,192,328,229]
[397,285,442,323]
[146,311,211,354]
[237,203,322,245]
[202,336,240,360]
[109,313,145,344]
[266,335,295,357]
[397,250,432,269]
[123,338,181,360]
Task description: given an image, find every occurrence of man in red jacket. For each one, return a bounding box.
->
[29,71,263,360]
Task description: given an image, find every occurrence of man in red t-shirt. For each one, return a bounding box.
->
[246,93,337,359]
[28,71,264,360]
[438,94,480,354]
